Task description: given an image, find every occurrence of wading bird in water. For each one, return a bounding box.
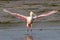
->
[3,9,57,32]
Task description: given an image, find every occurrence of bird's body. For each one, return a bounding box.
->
[26,17,33,31]
[3,9,58,32]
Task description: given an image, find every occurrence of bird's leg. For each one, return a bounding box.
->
[30,24,32,32]
[27,27,32,32]
[30,28,32,32]
[26,24,29,32]
[26,27,29,32]
[26,23,32,32]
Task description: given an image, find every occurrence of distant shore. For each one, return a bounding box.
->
[0,20,60,24]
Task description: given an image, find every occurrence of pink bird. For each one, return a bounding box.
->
[3,9,57,32]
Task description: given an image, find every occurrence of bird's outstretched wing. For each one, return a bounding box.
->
[3,9,27,21]
[33,10,58,19]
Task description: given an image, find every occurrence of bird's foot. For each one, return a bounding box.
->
[27,29,29,32]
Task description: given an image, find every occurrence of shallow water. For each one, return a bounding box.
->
[0,22,60,40]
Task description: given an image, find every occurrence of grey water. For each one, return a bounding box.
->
[0,22,60,40]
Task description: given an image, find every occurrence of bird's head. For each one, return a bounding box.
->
[30,11,34,17]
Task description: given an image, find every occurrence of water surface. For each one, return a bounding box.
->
[0,22,60,40]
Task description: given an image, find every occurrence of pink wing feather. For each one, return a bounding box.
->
[3,9,27,21]
[33,10,58,19]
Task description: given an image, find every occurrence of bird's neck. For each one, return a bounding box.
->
[30,14,33,18]
[30,11,33,18]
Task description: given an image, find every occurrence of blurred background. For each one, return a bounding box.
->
[0,0,60,23]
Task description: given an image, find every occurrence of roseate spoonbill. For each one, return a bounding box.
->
[3,9,57,32]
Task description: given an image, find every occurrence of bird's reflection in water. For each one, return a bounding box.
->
[26,34,33,40]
